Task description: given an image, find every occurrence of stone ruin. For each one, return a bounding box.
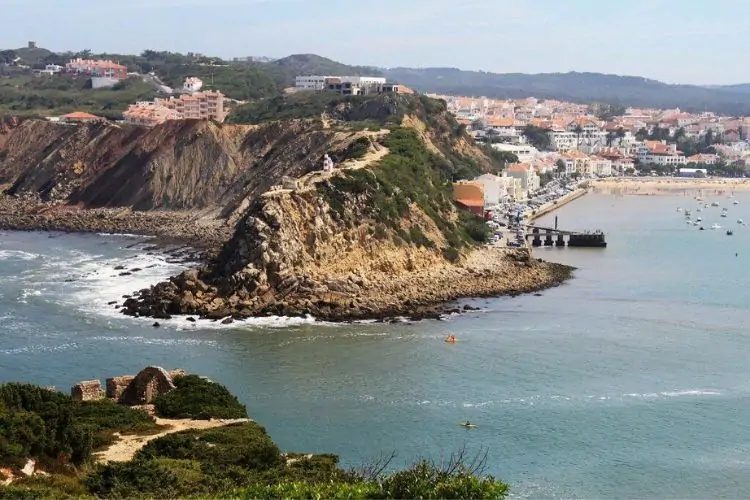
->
[71,366,186,405]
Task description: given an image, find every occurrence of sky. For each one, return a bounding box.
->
[2,0,750,85]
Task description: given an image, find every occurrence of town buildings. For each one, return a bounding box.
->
[122,102,183,127]
[506,163,541,195]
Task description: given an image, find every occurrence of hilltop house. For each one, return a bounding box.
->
[65,58,127,79]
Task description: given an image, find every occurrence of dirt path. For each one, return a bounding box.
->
[94,417,251,463]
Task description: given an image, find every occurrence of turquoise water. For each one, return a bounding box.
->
[2,191,750,498]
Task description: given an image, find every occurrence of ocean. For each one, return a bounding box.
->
[2,191,750,498]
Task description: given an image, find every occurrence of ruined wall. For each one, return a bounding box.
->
[71,366,183,406]
[70,380,104,401]
[106,375,135,401]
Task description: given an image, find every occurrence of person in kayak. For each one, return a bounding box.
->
[463,420,472,427]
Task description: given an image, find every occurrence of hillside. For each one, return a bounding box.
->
[383,68,750,115]
[259,54,383,87]
[118,94,571,322]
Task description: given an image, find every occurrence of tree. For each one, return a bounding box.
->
[0,50,17,64]
[605,131,616,147]
[522,125,552,151]
[555,159,567,175]
[635,127,649,141]
[573,124,584,149]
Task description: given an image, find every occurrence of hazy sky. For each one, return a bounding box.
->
[3,0,749,85]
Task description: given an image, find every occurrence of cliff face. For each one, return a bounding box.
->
[0,118,359,211]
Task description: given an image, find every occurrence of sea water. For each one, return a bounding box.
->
[2,191,750,498]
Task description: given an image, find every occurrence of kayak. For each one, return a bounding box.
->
[444,339,456,343]
[459,423,477,428]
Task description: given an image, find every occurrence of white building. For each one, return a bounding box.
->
[637,141,686,166]
[506,163,540,197]
[548,129,578,152]
[474,174,508,205]
[491,143,540,163]
[295,75,386,92]
[295,75,334,91]
[589,157,613,176]
[183,77,203,92]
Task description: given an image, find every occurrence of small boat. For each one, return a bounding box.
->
[460,422,477,428]
[697,208,703,212]
[738,219,744,224]
[734,200,740,205]
[444,335,456,343]
[704,204,710,208]
[711,223,721,230]
[677,207,683,212]
[727,230,734,235]
[685,209,692,216]
[699,226,705,230]
[696,217,702,222]
[697,196,704,201]
[693,221,700,226]
[721,213,728,218]
[711,202,720,207]
[686,220,693,224]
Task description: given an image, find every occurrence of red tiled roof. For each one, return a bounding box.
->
[61,111,99,120]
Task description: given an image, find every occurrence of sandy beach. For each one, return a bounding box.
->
[593,177,750,195]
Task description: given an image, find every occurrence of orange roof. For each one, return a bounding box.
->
[507,162,531,172]
[487,117,515,127]
[61,111,99,120]
[455,198,484,207]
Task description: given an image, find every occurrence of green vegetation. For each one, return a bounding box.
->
[321,127,490,258]
[0,74,155,118]
[153,374,248,420]
[86,424,507,499]
[522,124,552,151]
[0,380,508,499]
[0,383,156,468]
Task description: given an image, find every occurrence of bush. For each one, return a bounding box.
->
[136,422,282,470]
[236,480,381,499]
[378,459,509,499]
[0,384,155,467]
[153,375,247,420]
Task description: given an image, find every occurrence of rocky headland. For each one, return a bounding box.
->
[0,95,573,322]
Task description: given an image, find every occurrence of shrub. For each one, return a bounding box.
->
[153,375,247,420]
[378,459,509,499]
[236,480,382,499]
[136,422,282,470]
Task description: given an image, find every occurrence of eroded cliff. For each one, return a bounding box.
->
[121,102,572,321]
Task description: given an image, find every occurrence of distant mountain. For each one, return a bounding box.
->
[259,54,383,87]
[382,68,750,115]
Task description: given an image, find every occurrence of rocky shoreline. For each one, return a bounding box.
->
[120,247,574,323]
[0,196,233,254]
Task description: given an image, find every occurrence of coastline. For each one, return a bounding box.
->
[0,197,233,254]
[122,246,574,322]
[592,176,750,194]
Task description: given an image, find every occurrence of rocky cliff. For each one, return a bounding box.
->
[119,96,572,321]
[0,114,386,247]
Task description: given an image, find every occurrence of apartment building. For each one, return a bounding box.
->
[123,102,183,127]
[295,75,334,91]
[452,181,485,216]
[65,58,127,79]
[154,90,227,122]
[637,140,686,166]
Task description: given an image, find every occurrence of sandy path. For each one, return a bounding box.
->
[94,417,251,463]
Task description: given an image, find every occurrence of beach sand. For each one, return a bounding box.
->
[593,177,750,196]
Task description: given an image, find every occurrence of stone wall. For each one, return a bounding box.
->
[106,375,135,401]
[70,380,104,401]
[71,366,183,406]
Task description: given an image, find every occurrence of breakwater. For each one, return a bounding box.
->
[529,187,589,222]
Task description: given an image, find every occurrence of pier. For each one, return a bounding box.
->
[524,217,607,248]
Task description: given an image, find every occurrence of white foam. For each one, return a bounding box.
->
[0,250,42,261]
[96,232,156,239]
